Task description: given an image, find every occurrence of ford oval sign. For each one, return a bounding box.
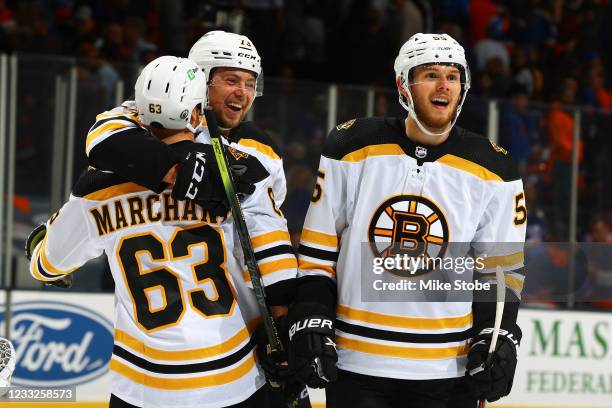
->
[0,301,114,387]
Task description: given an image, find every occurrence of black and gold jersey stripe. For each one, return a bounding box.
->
[323,117,520,182]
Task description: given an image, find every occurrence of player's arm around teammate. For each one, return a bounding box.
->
[67,31,300,401]
[27,56,298,408]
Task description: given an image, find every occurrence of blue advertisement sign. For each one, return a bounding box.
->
[0,301,114,387]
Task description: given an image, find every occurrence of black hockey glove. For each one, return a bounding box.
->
[255,316,292,388]
[44,274,73,289]
[255,317,312,407]
[171,144,269,204]
[465,328,520,402]
[288,303,338,388]
[25,223,47,261]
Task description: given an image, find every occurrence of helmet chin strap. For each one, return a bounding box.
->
[399,81,466,138]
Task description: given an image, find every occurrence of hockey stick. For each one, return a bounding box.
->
[204,108,310,408]
[478,265,506,408]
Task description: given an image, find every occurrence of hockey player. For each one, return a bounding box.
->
[84,31,287,220]
[26,56,295,408]
[79,30,300,399]
[288,33,526,407]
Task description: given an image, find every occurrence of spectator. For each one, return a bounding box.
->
[547,77,583,237]
[469,0,497,44]
[584,67,611,111]
[473,24,510,73]
[500,83,539,175]
[97,23,125,62]
[123,17,157,63]
[585,217,612,243]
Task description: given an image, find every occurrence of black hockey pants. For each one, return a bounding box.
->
[326,369,476,408]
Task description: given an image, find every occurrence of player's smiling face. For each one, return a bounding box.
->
[408,64,462,130]
[208,67,256,129]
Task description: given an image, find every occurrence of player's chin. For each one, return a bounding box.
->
[422,113,453,130]
[219,113,244,129]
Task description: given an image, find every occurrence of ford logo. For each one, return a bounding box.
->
[0,301,114,387]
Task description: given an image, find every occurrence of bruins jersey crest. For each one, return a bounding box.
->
[368,194,449,276]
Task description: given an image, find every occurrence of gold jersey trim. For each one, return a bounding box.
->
[340,144,404,162]
[480,252,524,270]
[337,305,472,330]
[250,230,291,248]
[114,319,260,361]
[86,121,130,151]
[243,258,298,281]
[298,260,336,277]
[83,182,148,201]
[337,335,469,360]
[238,138,280,160]
[301,228,339,248]
[436,154,503,181]
[109,352,256,390]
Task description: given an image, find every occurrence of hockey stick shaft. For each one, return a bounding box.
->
[478,266,506,408]
[203,108,284,354]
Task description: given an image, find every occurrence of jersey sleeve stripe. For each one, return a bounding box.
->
[88,115,141,134]
[250,230,291,249]
[114,318,260,361]
[337,305,472,330]
[336,335,469,360]
[243,258,298,282]
[112,339,254,374]
[39,237,79,276]
[83,182,149,201]
[254,245,295,262]
[298,244,339,262]
[30,244,64,282]
[109,352,256,390]
[477,271,525,295]
[298,254,335,268]
[86,122,131,150]
[298,260,336,277]
[96,111,139,121]
[480,251,524,270]
[336,320,472,344]
[437,154,503,181]
[340,144,404,162]
[301,228,339,248]
[237,139,280,160]
[37,257,64,280]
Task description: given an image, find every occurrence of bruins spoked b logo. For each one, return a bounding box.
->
[368,195,449,276]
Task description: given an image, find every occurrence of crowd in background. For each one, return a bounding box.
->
[1,0,612,305]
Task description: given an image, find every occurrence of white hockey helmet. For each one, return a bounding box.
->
[188,30,263,98]
[134,56,206,130]
[394,33,471,136]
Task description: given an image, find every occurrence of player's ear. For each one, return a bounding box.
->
[190,106,200,128]
[396,77,408,98]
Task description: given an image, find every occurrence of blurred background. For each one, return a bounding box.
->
[0,1,612,406]
[0,0,611,306]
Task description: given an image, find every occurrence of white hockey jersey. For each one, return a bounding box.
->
[30,141,296,407]
[298,117,526,380]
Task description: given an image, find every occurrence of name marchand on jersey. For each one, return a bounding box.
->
[29,164,296,407]
[298,117,526,380]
